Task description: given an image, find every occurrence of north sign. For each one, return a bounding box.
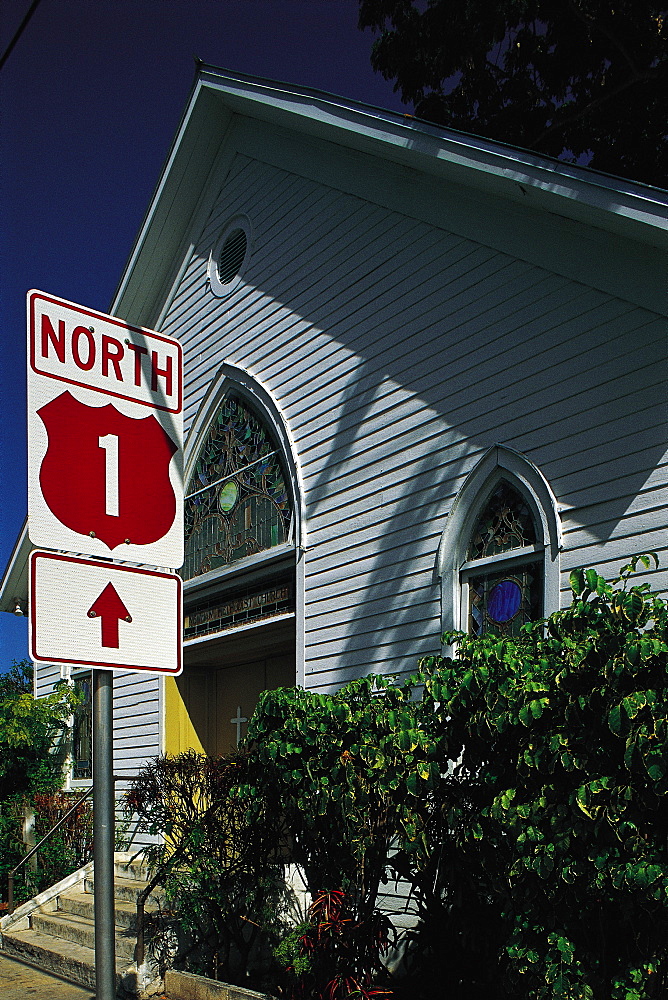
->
[27,290,183,569]
[30,550,182,675]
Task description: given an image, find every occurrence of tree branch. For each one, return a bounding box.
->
[564,0,650,78]
[526,65,661,151]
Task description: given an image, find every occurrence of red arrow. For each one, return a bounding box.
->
[87,583,132,648]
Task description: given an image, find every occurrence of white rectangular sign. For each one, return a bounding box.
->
[30,550,182,675]
[27,290,183,569]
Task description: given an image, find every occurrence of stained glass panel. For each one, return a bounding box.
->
[72,673,92,781]
[467,481,536,560]
[468,562,542,638]
[183,395,292,580]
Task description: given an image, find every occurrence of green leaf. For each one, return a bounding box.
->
[530,698,546,719]
[405,772,420,796]
[609,704,622,735]
[519,704,532,726]
[575,786,594,819]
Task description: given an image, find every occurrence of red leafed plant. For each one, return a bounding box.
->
[279,889,394,1000]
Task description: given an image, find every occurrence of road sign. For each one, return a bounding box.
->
[29,550,182,675]
[27,290,183,568]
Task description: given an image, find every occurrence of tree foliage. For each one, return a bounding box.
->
[244,674,441,998]
[128,557,668,998]
[0,661,77,800]
[359,0,668,185]
[126,749,293,987]
[418,553,668,997]
[0,661,85,905]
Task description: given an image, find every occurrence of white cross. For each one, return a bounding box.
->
[230,706,248,746]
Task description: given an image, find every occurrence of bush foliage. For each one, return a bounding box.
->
[0,662,84,906]
[126,749,294,987]
[419,553,668,998]
[128,557,668,999]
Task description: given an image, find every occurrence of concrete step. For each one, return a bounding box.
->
[58,888,160,931]
[2,924,127,991]
[86,875,166,906]
[114,858,152,883]
[32,909,137,961]
[0,860,164,995]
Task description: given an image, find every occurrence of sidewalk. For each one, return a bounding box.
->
[0,953,96,998]
[0,952,168,999]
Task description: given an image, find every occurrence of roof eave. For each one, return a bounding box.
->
[111,66,668,330]
[0,519,30,615]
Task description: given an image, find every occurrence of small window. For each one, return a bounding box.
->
[208,216,252,297]
[468,562,542,637]
[72,672,92,781]
[467,481,536,560]
[438,446,561,638]
[462,482,542,638]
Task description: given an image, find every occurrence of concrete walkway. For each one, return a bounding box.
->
[0,953,96,998]
[0,952,170,1000]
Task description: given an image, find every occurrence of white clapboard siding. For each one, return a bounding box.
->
[160,143,667,695]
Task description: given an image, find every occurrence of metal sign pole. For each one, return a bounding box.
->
[93,668,116,1000]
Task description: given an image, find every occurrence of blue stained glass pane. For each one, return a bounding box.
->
[468,562,541,637]
[487,580,522,622]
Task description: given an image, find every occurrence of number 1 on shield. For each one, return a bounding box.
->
[98,434,119,517]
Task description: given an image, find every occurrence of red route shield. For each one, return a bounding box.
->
[37,391,178,551]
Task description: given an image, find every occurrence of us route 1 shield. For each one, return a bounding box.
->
[30,550,182,675]
[27,290,183,569]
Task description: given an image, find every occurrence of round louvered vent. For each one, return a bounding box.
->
[217,228,247,283]
[208,216,251,297]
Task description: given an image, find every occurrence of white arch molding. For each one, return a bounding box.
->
[183,362,306,551]
[437,445,562,635]
[183,363,306,685]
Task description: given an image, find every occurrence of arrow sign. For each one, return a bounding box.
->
[87,583,132,648]
[30,551,182,675]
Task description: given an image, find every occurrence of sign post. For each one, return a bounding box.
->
[27,291,184,1000]
[93,670,115,1000]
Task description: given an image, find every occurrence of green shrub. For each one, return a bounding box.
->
[0,662,83,906]
[418,554,668,998]
[126,749,294,988]
[128,557,668,999]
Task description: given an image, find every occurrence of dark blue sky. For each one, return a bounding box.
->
[0,0,407,667]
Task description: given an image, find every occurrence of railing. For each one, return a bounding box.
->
[6,778,123,915]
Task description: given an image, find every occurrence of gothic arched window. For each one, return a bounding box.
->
[437,446,561,638]
[464,481,542,637]
[183,393,294,580]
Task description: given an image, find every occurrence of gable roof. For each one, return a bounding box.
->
[111,64,668,331]
[3,65,667,616]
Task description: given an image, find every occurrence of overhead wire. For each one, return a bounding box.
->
[0,0,43,73]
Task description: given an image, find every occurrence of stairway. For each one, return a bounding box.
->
[0,854,161,996]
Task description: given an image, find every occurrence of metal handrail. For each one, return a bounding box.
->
[6,778,121,915]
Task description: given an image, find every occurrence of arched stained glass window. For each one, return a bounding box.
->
[465,481,542,638]
[467,481,536,560]
[183,394,293,580]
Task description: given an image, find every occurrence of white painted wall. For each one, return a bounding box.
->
[159,122,666,694]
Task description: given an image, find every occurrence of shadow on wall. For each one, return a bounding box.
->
[183,154,666,678]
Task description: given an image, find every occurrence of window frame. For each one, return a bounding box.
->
[69,669,93,788]
[437,446,561,638]
[182,363,306,686]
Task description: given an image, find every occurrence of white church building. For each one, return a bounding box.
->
[2,64,667,805]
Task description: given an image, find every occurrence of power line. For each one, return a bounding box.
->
[0,0,43,73]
